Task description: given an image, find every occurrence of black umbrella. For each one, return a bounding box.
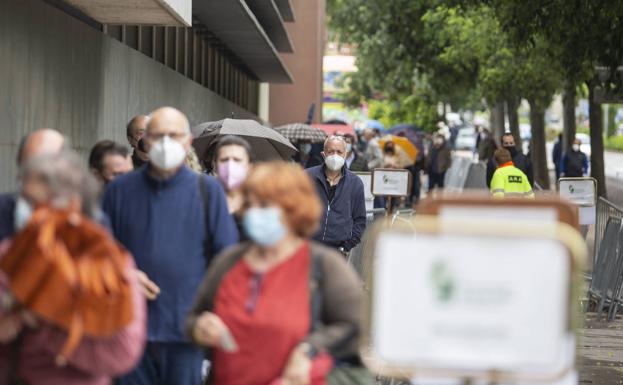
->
[192,119,297,166]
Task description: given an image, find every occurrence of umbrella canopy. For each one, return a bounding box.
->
[364,119,385,131]
[379,135,418,163]
[192,119,297,164]
[312,124,355,136]
[275,123,327,143]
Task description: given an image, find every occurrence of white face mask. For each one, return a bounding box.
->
[149,135,187,171]
[325,154,345,171]
[572,144,580,152]
[14,196,33,231]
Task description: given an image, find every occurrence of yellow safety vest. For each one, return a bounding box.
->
[490,162,535,199]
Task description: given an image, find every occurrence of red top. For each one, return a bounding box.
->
[212,243,312,385]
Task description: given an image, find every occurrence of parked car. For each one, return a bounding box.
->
[455,127,476,150]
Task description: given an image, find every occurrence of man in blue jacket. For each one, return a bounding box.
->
[307,135,367,256]
[103,107,238,385]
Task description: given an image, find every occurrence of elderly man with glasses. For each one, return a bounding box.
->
[306,135,367,256]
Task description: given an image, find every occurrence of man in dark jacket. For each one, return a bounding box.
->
[306,136,367,256]
[425,134,452,191]
[486,133,534,188]
[343,133,369,172]
[552,133,563,180]
[561,138,589,177]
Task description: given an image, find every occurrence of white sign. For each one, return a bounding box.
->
[370,230,572,381]
[355,172,374,200]
[559,178,596,207]
[372,169,411,197]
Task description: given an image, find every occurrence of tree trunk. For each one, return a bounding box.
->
[491,102,506,145]
[528,100,550,190]
[507,96,522,150]
[588,82,607,198]
[562,82,577,153]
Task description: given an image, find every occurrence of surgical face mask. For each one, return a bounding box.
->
[148,135,187,171]
[243,207,287,247]
[573,144,580,152]
[346,143,353,153]
[14,196,33,231]
[217,160,248,190]
[325,154,345,171]
[300,143,312,155]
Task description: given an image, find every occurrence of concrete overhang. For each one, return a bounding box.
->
[245,0,294,53]
[274,0,294,22]
[194,0,293,83]
[61,0,191,26]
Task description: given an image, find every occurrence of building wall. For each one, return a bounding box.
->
[268,0,325,126]
[0,0,259,191]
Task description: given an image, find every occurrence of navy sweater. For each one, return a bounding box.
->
[102,165,238,342]
[307,165,366,252]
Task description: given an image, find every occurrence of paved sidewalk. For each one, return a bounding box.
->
[578,313,623,384]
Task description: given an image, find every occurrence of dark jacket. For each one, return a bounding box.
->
[425,145,452,174]
[561,150,589,177]
[0,192,16,241]
[102,165,238,342]
[347,151,369,172]
[552,140,563,168]
[306,165,367,252]
[486,151,534,188]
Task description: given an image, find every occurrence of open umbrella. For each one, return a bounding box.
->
[275,123,327,143]
[192,119,297,165]
[312,124,355,136]
[379,135,418,163]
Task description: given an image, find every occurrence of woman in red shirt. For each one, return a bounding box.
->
[186,162,363,385]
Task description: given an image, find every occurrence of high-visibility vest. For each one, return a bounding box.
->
[490,162,535,199]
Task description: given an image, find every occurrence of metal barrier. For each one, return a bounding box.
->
[587,198,623,320]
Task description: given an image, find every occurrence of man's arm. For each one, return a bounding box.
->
[205,176,239,260]
[560,154,568,176]
[486,159,496,188]
[343,178,367,251]
[583,154,589,175]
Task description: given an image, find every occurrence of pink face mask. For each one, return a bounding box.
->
[217,160,248,190]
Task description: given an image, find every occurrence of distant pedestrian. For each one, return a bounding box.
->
[476,128,496,162]
[294,140,323,169]
[0,129,66,241]
[490,148,534,199]
[88,140,133,185]
[104,107,238,385]
[362,129,383,169]
[486,133,533,188]
[306,136,366,256]
[561,138,589,177]
[213,135,253,238]
[425,134,452,192]
[126,115,150,169]
[187,162,365,385]
[343,133,369,172]
[552,133,563,180]
[0,151,145,384]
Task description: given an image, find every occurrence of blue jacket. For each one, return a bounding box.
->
[102,165,238,342]
[0,192,16,241]
[306,165,366,252]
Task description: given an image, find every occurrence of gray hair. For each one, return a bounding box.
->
[323,135,347,151]
[19,151,101,220]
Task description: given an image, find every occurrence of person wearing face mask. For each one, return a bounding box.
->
[0,151,146,385]
[425,134,452,192]
[294,140,323,169]
[342,133,368,172]
[0,128,67,242]
[127,115,150,169]
[486,133,534,188]
[306,136,366,256]
[560,138,589,178]
[186,162,366,385]
[103,107,238,385]
[213,135,253,239]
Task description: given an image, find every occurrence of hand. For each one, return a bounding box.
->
[136,270,160,300]
[281,344,312,385]
[193,312,237,351]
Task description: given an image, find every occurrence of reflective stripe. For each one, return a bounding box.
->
[491,189,505,194]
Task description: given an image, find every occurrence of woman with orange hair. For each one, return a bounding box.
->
[186,162,365,385]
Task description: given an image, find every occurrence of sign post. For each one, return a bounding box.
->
[371,168,412,215]
[558,177,597,226]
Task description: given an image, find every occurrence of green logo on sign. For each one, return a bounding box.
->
[430,260,455,303]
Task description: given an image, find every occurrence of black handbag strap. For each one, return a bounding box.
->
[198,175,212,259]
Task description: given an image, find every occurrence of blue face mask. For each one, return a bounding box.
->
[243,207,287,247]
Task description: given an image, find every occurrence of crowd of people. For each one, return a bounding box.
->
[0,107,374,385]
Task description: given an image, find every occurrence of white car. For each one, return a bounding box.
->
[455,127,476,150]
